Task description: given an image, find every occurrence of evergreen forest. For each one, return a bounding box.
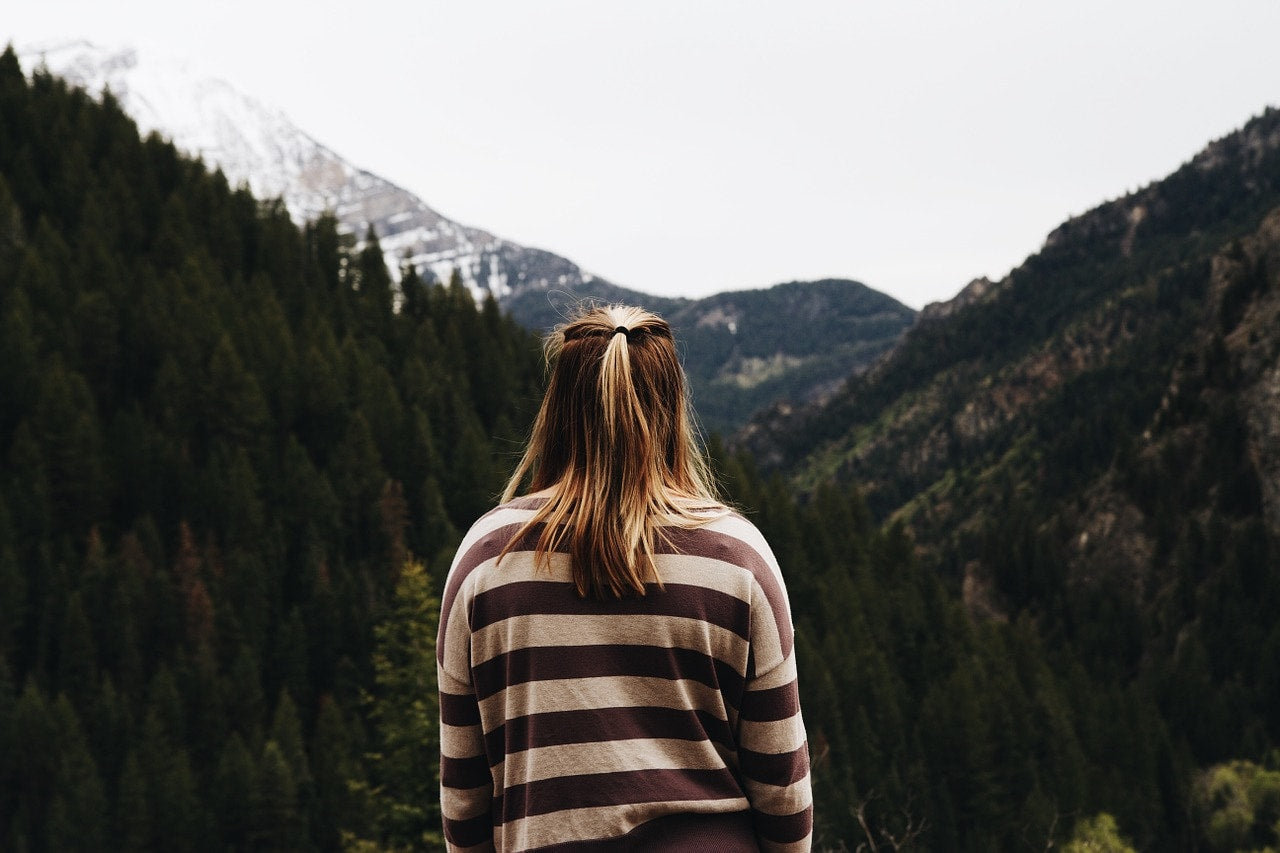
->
[2,47,1279,852]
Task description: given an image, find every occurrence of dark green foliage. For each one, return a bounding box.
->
[730,107,1280,848]
[0,48,541,851]
[46,696,108,853]
[714,453,1181,850]
[348,559,445,851]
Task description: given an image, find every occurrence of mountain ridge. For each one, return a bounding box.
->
[17,39,918,433]
[15,39,605,302]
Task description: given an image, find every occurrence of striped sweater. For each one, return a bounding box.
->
[437,497,813,852]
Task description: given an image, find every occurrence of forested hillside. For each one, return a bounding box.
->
[4,44,1278,853]
[0,49,542,851]
[504,277,915,435]
[736,106,1280,849]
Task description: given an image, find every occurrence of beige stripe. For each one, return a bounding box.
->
[709,514,785,577]
[742,775,813,816]
[491,740,740,793]
[440,602,479,683]
[655,552,757,597]
[478,674,729,721]
[470,552,573,591]
[747,654,798,691]
[747,583,787,674]
[465,539,764,601]
[500,798,749,851]
[454,505,538,556]
[440,782,493,821]
[501,737,730,786]
[441,721,486,760]
[438,666,474,696]
[471,613,750,669]
[739,714,808,754]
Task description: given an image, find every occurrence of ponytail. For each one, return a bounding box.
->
[499,305,724,598]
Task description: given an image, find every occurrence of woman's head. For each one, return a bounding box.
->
[502,304,723,597]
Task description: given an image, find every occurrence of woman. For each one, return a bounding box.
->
[437,305,812,851]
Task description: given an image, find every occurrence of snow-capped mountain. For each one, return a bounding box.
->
[16,39,601,301]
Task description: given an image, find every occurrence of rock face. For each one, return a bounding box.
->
[916,276,995,325]
[1215,211,1280,533]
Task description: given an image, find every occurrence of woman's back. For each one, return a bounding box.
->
[436,305,811,851]
[438,496,811,851]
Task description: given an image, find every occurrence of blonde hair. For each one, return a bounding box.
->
[499,304,726,598]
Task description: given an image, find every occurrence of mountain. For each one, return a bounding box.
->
[736,105,1280,836]
[15,39,603,302]
[16,40,917,433]
[740,106,1280,555]
[501,277,915,433]
[669,279,914,433]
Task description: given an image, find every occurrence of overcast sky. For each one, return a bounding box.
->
[6,1,1280,308]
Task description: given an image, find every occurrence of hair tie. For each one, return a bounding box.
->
[613,326,629,338]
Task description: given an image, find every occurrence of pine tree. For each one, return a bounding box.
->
[225,645,267,746]
[269,688,314,804]
[55,591,97,712]
[349,559,444,849]
[273,607,311,710]
[0,543,25,660]
[328,411,386,555]
[113,750,150,851]
[201,332,269,452]
[311,695,362,850]
[354,226,394,340]
[399,261,430,321]
[0,285,38,439]
[252,739,304,851]
[46,695,108,852]
[211,732,255,849]
[0,655,16,834]
[12,681,57,845]
[30,356,107,537]
[140,705,204,850]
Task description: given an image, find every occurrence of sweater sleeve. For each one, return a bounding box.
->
[737,572,813,852]
[438,579,495,852]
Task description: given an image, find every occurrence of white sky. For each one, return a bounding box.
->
[6,1,1280,309]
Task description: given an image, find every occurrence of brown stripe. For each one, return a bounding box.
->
[527,810,757,852]
[443,811,494,848]
[660,527,793,658]
[485,706,734,759]
[438,520,534,665]
[739,745,810,787]
[472,644,745,702]
[445,518,787,657]
[752,806,813,844]
[471,580,751,637]
[442,753,492,789]
[499,767,744,821]
[737,681,801,722]
[440,690,482,727]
